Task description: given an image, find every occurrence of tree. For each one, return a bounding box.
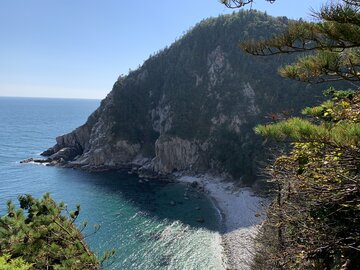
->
[254,90,360,269]
[241,2,360,85]
[222,0,360,269]
[0,194,114,270]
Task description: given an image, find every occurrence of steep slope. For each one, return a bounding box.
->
[40,11,325,184]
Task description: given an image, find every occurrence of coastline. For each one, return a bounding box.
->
[21,155,266,269]
[177,175,266,270]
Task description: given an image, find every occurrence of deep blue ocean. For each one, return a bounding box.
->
[0,97,224,270]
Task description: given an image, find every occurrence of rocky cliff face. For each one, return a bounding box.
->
[38,11,325,184]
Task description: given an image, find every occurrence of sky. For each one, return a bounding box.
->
[0,0,324,99]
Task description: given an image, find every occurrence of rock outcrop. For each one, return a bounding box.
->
[32,11,329,184]
[152,136,202,174]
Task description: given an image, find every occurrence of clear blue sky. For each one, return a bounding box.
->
[0,0,324,99]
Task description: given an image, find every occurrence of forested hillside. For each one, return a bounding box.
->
[40,11,330,184]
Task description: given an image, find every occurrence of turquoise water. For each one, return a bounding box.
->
[0,97,223,269]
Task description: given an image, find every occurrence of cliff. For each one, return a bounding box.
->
[39,11,325,184]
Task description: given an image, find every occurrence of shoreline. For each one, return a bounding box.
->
[177,175,266,270]
[20,157,266,268]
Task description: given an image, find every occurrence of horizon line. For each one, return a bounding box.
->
[0,95,101,101]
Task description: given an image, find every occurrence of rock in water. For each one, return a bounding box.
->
[190,181,198,188]
[169,201,176,206]
[197,217,205,223]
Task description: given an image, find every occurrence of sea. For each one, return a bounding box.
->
[0,97,224,270]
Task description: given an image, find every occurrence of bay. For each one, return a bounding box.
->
[0,97,223,270]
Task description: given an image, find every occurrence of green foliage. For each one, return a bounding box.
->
[301,100,334,118]
[0,194,105,270]
[246,1,360,269]
[253,92,360,269]
[0,254,32,270]
[242,2,360,84]
[255,116,360,146]
[278,49,360,83]
[323,86,355,100]
[255,117,327,141]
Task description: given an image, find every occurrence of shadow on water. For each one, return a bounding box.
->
[53,168,222,232]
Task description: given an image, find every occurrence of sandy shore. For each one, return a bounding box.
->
[177,175,266,270]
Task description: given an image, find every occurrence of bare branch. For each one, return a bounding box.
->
[220,0,275,9]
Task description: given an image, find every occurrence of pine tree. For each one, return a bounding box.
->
[253,90,360,269]
[0,194,114,270]
[225,0,360,269]
[241,1,360,85]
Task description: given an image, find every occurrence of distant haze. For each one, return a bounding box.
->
[0,0,323,99]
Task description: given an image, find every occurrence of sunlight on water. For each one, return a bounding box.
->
[0,97,224,270]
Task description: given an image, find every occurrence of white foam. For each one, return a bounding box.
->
[178,175,267,270]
